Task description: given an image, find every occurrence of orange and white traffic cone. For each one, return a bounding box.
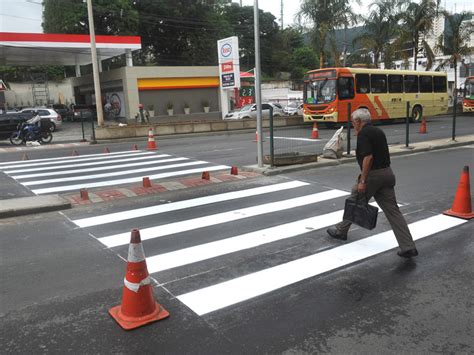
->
[253,130,265,143]
[419,117,427,134]
[142,177,151,188]
[444,166,474,220]
[146,127,157,150]
[310,122,319,139]
[109,229,169,330]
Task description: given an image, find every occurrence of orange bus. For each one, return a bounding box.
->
[303,68,448,124]
[462,76,474,113]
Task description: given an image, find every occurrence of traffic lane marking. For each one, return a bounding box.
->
[176,214,466,316]
[72,181,309,228]
[98,189,349,248]
[31,165,230,195]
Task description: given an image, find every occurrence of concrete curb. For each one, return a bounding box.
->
[0,195,72,219]
[243,135,474,176]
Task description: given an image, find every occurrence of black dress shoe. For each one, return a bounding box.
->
[397,249,419,258]
[327,227,347,241]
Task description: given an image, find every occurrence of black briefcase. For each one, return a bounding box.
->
[343,195,379,230]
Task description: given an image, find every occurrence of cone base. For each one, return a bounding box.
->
[443,209,474,220]
[147,146,157,151]
[109,301,170,330]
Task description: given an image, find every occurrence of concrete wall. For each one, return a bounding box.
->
[4,80,75,108]
[139,88,219,115]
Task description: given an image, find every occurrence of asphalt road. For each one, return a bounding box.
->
[1,146,473,353]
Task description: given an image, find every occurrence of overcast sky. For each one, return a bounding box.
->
[0,0,473,33]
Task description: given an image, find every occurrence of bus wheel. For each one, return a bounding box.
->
[411,106,423,122]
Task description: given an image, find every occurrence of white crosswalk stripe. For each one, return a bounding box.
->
[65,180,468,317]
[0,150,230,195]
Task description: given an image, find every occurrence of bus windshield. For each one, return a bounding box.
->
[305,79,336,104]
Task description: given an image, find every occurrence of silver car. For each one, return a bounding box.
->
[20,108,62,132]
[284,102,303,116]
[225,103,283,119]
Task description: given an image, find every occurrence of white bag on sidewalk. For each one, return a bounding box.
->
[323,126,345,159]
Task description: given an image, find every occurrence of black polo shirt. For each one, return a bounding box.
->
[356,123,391,170]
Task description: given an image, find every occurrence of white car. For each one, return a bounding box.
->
[225,103,283,120]
[20,108,62,132]
[284,102,303,116]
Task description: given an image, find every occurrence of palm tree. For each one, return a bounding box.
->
[436,11,474,95]
[400,0,438,70]
[353,0,403,68]
[298,0,356,68]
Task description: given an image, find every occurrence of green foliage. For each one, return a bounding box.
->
[0,65,65,82]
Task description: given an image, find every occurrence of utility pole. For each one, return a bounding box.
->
[254,0,263,167]
[280,0,284,29]
[86,0,104,127]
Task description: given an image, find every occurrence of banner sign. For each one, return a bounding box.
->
[217,36,240,89]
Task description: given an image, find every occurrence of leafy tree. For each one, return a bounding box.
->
[400,0,438,70]
[436,11,474,93]
[353,0,403,68]
[43,0,139,35]
[298,0,356,68]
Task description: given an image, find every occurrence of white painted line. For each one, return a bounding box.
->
[177,214,466,315]
[72,181,310,228]
[146,202,390,273]
[98,189,349,248]
[0,149,143,167]
[12,157,188,179]
[23,160,207,186]
[271,136,321,142]
[2,152,157,173]
[32,165,230,195]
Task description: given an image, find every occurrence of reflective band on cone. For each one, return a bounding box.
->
[109,229,169,330]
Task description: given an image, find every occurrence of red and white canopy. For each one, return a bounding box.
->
[0,32,141,66]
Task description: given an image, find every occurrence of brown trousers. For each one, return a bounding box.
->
[336,167,416,252]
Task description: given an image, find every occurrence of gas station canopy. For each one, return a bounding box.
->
[0,32,141,66]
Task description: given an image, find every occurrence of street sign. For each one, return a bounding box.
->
[217,36,240,90]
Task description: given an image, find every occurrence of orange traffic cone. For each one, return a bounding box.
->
[202,171,210,180]
[253,130,265,143]
[310,122,319,139]
[419,117,427,134]
[444,166,474,220]
[146,127,157,150]
[230,166,238,175]
[80,188,89,201]
[109,229,169,330]
[142,177,151,188]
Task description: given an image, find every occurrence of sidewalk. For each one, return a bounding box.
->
[244,134,474,175]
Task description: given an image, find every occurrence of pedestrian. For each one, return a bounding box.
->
[326,108,418,258]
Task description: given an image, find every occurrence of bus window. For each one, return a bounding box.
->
[371,74,387,93]
[356,74,370,93]
[388,75,403,93]
[404,75,419,93]
[337,77,354,99]
[433,76,447,93]
[420,76,433,92]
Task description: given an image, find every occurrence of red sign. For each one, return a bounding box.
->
[221,61,233,73]
[238,96,254,107]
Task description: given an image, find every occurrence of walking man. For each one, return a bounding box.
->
[326,108,418,258]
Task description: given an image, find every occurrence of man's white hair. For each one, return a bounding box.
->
[351,108,372,123]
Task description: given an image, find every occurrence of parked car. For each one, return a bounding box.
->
[72,104,96,122]
[20,108,62,132]
[224,103,283,120]
[51,104,73,121]
[284,102,303,116]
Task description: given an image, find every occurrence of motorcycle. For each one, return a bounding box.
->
[9,116,53,145]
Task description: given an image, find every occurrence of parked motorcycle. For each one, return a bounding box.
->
[9,116,53,145]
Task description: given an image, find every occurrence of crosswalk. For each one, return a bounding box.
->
[0,150,229,195]
[64,179,468,316]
